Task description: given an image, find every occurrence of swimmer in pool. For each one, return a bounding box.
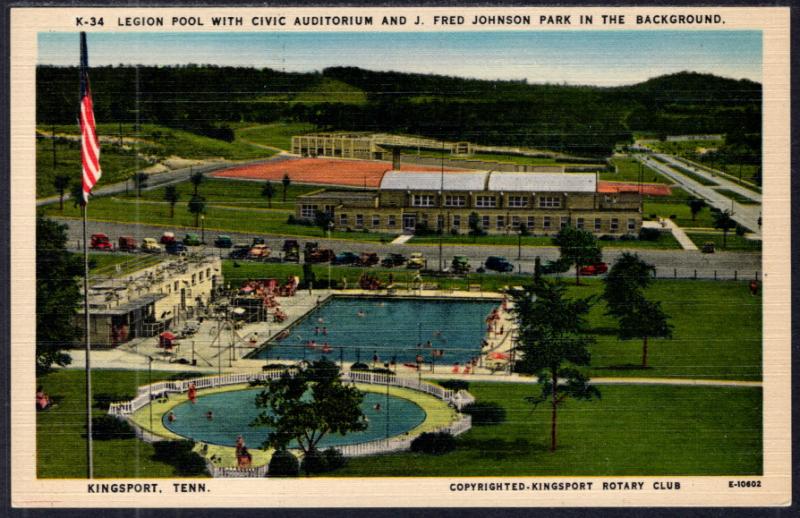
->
[357,310,365,317]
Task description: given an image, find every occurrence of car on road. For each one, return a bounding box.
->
[228,244,250,259]
[166,242,187,255]
[540,258,570,274]
[407,252,426,269]
[485,256,514,273]
[355,252,379,267]
[141,238,162,253]
[160,232,177,245]
[305,243,335,263]
[701,242,715,254]
[248,244,271,261]
[90,233,113,251]
[332,251,360,265]
[283,239,300,263]
[214,235,233,248]
[578,262,608,276]
[117,236,137,252]
[251,237,266,246]
[183,233,202,246]
[381,253,407,268]
[450,256,471,274]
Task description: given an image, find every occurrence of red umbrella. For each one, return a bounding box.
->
[489,352,509,360]
[160,331,176,340]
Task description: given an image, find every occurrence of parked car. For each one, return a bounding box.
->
[355,252,379,267]
[117,235,137,252]
[214,235,233,248]
[166,242,187,255]
[228,244,250,259]
[90,233,113,251]
[407,252,426,269]
[701,242,715,254]
[160,232,176,245]
[541,258,570,274]
[485,256,514,272]
[248,244,271,260]
[578,262,609,276]
[282,239,300,252]
[141,238,162,253]
[332,251,360,265]
[251,237,266,246]
[305,242,335,263]
[450,255,471,274]
[183,233,202,246]
[282,239,300,262]
[381,253,407,268]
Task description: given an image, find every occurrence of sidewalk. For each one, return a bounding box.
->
[642,220,698,251]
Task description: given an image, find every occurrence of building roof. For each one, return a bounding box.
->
[380,170,488,191]
[79,293,167,317]
[487,172,596,193]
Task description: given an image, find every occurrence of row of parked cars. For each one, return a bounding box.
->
[89,232,221,255]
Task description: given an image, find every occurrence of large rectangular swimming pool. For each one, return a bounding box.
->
[253,296,500,365]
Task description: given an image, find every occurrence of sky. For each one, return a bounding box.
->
[38,31,762,87]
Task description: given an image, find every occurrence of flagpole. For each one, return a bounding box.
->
[83,200,93,478]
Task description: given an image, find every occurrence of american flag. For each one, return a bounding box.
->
[79,32,101,203]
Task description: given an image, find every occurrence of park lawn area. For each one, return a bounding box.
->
[602,157,671,184]
[685,231,762,253]
[235,122,317,151]
[643,200,716,228]
[331,382,762,476]
[410,232,682,250]
[36,368,209,478]
[36,137,147,198]
[564,279,762,381]
[714,188,761,205]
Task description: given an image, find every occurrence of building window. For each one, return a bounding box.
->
[482,215,491,229]
[444,195,466,207]
[628,218,636,231]
[174,281,179,291]
[324,205,334,215]
[539,196,561,208]
[543,216,551,229]
[191,274,196,286]
[452,215,461,228]
[387,215,396,227]
[372,215,380,228]
[421,213,429,226]
[199,271,204,282]
[496,215,505,230]
[207,268,211,278]
[576,218,585,230]
[437,215,444,230]
[527,216,535,230]
[560,216,569,230]
[508,195,529,208]
[511,216,521,229]
[594,218,602,232]
[476,196,497,208]
[339,214,348,226]
[300,204,317,219]
[611,218,619,231]
[355,214,364,227]
[412,194,435,207]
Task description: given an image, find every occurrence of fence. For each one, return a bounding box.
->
[107,368,475,477]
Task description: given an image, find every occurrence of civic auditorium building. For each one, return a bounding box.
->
[295,170,642,236]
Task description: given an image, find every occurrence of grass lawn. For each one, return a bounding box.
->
[685,231,762,253]
[603,157,671,184]
[331,382,762,476]
[410,232,682,250]
[643,200,716,228]
[36,368,205,478]
[714,188,761,205]
[234,122,317,151]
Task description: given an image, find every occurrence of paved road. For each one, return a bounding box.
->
[637,153,762,238]
[662,155,762,202]
[58,217,762,281]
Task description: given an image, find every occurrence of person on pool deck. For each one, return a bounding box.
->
[187,382,197,404]
[236,435,245,455]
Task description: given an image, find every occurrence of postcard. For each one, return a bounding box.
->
[10,5,791,508]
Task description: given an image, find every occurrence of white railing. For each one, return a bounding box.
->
[108,368,475,477]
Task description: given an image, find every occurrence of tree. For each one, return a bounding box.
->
[314,209,333,236]
[511,279,600,452]
[261,181,276,208]
[552,225,601,285]
[617,296,673,368]
[52,174,71,211]
[712,209,736,249]
[687,198,706,222]
[164,185,180,218]
[252,359,367,454]
[282,174,291,202]
[70,181,85,208]
[467,211,484,239]
[36,217,82,375]
[187,194,207,227]
[190,171,204,196]
[133,172,148,196]
[602,253,655,318]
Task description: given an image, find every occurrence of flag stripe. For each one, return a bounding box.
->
[80,32,101,203]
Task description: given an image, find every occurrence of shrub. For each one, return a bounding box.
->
[93,392,135,410]
[174,451,209,476]
[91,415,135,440]
[300,447,347,475]
[261,363,289,372]
[350,362,370,371]
[322,448,347,471]
[598,234,617,241]
[152,440,195,463]
[619,233,637,241]
[438,380,469,392]
[735,224,748,236]
[410,432,456,455]
[639,227,662,241]
[287,215,297,225]
[668,214,677,220]
[168,372,201,381]
[269,449,300,477]
[449,227,460,236]
[371,367,393,375]
[648,213,658,219]
[462,402,507,426]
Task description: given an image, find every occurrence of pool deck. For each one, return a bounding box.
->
[66,287,512,376]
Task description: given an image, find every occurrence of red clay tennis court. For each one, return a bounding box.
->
[212,157,467,187]
[597,182,672,196]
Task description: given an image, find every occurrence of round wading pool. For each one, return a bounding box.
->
[163,387,427,448]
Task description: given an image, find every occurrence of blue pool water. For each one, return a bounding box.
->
[163,387,426,448]
[254,297,499,364]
